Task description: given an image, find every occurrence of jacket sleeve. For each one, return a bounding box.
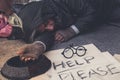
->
[74,1,97,34]
[34,31,55,51]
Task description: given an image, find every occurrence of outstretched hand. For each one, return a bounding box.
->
[17,42,45,62]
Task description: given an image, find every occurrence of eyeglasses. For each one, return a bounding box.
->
[62,44,87,59]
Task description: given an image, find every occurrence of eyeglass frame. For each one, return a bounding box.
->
[61,44,87,59]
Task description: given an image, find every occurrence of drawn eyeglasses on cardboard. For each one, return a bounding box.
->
[62,44,87,59]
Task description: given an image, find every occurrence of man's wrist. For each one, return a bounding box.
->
[33,41,46,51]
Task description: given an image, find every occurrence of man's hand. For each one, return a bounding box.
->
[55,28,76,42]
[17,42,45,62]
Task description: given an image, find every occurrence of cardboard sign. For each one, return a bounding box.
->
[31,44,120,80]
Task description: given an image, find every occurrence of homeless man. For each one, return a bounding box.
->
[0,0,96,61]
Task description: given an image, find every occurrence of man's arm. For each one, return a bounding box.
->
[17,31,55,62]
[34,31,55,51]
[55,0,97,42]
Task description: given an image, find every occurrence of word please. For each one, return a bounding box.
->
[58,64,120,80]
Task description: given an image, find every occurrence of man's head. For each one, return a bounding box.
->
[38,19,55,32]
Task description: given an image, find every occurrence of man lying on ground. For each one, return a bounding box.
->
[0,0,96,62]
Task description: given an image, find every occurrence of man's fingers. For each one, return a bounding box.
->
[55,33,65,42]
[21,56,25,61]
[55,32,59,40]
[24,58,28,62]
[20,56,36,62]
[58,35,64,41]
[27,57,31,61]
[55,33,61,40]
[55,33,62,40]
